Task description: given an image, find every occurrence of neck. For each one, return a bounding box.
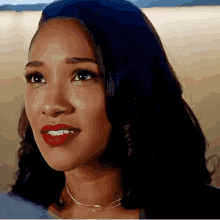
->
[63,164,124,209]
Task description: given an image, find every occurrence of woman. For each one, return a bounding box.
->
[1,0,220,218]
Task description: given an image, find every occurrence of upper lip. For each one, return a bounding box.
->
[41,124,81,134]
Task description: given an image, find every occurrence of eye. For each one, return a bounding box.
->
[24,72,46,84]
[73,69,97,81]
[23,69,98,85]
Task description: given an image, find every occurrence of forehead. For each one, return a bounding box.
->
[29,19,96,61]
[37,19,89,38]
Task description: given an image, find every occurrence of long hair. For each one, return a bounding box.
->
[10,0,211,217]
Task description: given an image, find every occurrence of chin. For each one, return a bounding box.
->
[46,160,79,172]
[40,151,82,172]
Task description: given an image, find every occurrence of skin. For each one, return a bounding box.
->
[25,19,140,218]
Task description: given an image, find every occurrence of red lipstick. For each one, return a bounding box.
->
[41,124,81,146]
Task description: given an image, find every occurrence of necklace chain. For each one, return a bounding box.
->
[65,184,123,212]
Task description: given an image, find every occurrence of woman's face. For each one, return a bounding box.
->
[25,19,112,171]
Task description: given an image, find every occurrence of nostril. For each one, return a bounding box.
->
[41,103,75,117]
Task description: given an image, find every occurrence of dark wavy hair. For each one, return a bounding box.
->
[9,0,211,218]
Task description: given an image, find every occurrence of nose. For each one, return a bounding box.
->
[40,87,75,118]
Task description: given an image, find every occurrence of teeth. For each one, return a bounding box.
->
[47,130,74,136]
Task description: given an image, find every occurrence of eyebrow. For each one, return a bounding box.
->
[25,57,98,68]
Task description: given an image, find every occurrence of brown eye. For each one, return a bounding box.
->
[24,72,46,84]
[73,70,97,81]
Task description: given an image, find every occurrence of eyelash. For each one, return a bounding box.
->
[23,69,97,85]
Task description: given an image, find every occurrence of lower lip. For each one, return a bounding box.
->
[41,132,80,146]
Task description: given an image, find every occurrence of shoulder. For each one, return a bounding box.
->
[197,184,220,208]
[144,184,220,219]
[181,184,220,218]
[186,184,220,218]
[194,184,220,203]
[0,192,54,219]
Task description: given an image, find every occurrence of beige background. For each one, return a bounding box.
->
[0,7,220,192]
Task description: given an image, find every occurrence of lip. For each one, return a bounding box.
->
[41,124,81,146]
[41,124,81,134]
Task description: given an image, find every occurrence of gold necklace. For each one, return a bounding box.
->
[65,184,123,212]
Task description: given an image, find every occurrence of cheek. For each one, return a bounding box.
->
[75,87,108,125]
[75,87,111,145]
[25,89,43,127]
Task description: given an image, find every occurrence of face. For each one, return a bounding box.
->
[25,19,112,171]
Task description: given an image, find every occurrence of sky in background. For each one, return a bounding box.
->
[1,0,220,7]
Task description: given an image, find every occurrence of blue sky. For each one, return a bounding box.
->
[1,0,219,7]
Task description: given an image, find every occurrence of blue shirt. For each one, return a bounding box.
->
[0,193,54,219]
[1,184,220,218]
[0,193,147,219]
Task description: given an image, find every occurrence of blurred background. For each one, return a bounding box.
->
[1,0,220,193]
